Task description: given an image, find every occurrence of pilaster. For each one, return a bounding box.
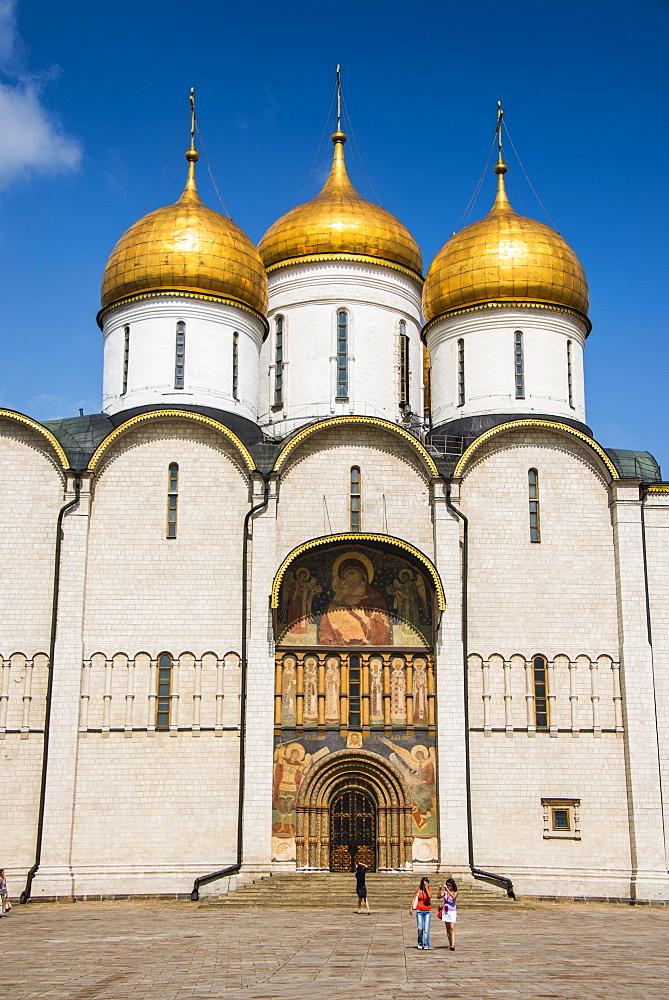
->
[31,474,92,898]
[611,480,669,900]
[241,474,277,867]
[432,478,470,873]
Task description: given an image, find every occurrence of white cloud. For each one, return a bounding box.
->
[0,0,81,189]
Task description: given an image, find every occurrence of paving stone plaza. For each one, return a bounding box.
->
[1,900,668,999]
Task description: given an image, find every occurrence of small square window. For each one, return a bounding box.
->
[552,808,570,831]
[542,798,580,840]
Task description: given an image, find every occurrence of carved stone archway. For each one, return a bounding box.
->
[295,749,413,870]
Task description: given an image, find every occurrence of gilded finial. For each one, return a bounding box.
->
[331,65,347,150]
[182,87,200,200]
[492,100,510,211]
[336,64,342,132]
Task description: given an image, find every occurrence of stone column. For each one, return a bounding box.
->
[31,473,91,898]
[640,487,669,874]
[433,479,470,874]
[240,474,277,869]
[611,480,669,900]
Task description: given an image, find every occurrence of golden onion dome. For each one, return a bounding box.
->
[100,147,268,318]
[422,160,588,325]
[258,130,423,278]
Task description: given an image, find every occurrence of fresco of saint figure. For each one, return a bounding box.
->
[413,658,428,724]
[281,567,322,635]
[391,657,406,723]
[325,658,340,721]
[281,657,297,725]
[318,553,391,646]
[272,742,330,835]
[388,568,429,634]
[370,657,384,722]
[380,737,436,832]
[304,655,318,723]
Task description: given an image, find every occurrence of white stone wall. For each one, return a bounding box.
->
[643,490,669,861]
[260,261,423,436]
[461,428,618,652]
[275,426,434,560]
[469,734,632,897]
[83,420,249,653]
[102,297,265,422]
[0,422,64,872]
[426,307,587,428]
[55,419,253,893]
[453,426,637,895]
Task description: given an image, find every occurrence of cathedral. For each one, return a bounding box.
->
[2,98,668,904]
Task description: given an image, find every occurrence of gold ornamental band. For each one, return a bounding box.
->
[265,252,424,283]
[421,299,591,340]
[97,288,270,334]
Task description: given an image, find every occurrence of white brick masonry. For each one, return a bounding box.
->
[102,296,265,422]
[426,307,587,427]
[260,261,423,436]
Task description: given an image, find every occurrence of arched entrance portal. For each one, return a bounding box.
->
[296,750,413,871]
[330,789,376,871]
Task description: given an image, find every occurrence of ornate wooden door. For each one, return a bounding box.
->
[330,789,376,871]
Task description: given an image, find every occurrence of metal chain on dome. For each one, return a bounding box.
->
[141,113,188,214]
[340,89,382,206]
[459,131,497,226]
[502,120,557,230]
[290,79,338,207]
[195,121,231,217]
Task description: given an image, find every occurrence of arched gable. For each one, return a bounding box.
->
[273,415,439,479]
[453,419,618,482]
[272,533,446,613]
[0,408,69,474]
[87,409,255,475]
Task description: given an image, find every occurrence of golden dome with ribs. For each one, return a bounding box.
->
[258,130,423,278]
[422,160,588,324]
[101,148,268,317]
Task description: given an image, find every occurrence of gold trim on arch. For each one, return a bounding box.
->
[97,288,269,332]
[273,415,439,478]
[452,419,619,481]
[0,408,69,470]
[265,252,424,283]
[87,409,256,473]
[421,299,591,339]
[271,533,446,611]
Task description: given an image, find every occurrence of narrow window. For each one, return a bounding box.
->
[350,466,361,532]
[174,321,185,389]
[348,655,361,728]
[232,332,239,399]
[166,463,178,539]
[336,311,348,398]
[567,339,574,408]
[399,321,410,407]
[514,331,525,398]
[528,468,540,543]
[156,654,172,730]
[457,338,465,407]
[533,655,549,728]
[122,326,130,395]
[423,346,432,422]
[274,316,284,406]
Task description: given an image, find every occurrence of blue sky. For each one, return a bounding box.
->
[1,0,667,471]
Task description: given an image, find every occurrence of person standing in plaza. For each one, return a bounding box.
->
[438,879,458,949]
[410,876,432,949]
[355,863,370,913]
[0,869,8,916]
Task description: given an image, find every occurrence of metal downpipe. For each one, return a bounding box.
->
[191,475,270,901]
[446,484,515,900]
[21,476,81,904]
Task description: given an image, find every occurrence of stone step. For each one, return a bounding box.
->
[200,872,515,909]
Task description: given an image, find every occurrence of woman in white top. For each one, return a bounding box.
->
[0,869,7,916]
[438,878,458,949]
